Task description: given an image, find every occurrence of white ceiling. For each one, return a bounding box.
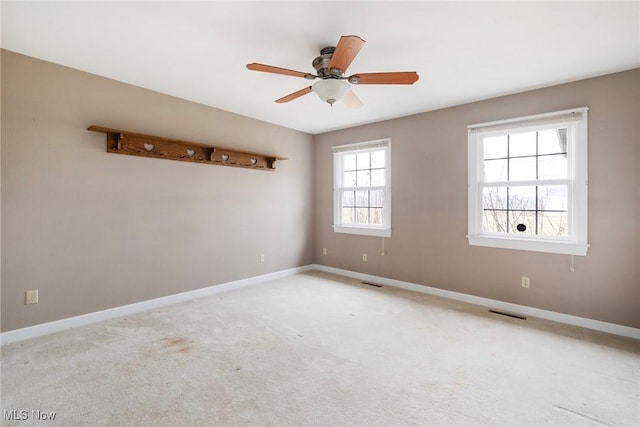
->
[2,1,639,135]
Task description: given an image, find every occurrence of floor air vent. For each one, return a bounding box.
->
[361,281,383,288]
[489,309,526,320]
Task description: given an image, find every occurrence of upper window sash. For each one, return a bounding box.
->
[334,148,389,188]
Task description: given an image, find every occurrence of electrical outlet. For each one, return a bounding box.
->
[362,253,368,262]
[521,277,530,288]
[322,247,327,255]
[26,290,39,305]
[260,254,265,263]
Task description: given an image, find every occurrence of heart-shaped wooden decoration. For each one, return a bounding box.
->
[144,143,155,152]
[186,149,196,157]
[250,158,258,165]
[221,154,229,161]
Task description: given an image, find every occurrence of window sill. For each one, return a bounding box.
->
[467,235,588,256]
[333,225,391,238]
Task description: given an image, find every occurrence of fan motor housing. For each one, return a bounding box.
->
[312,47,343,79]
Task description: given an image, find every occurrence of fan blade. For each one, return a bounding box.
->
[349,72,419,85]
[328,35,366,73]
[343,90,364,109]
[247,63,315,79]
[275,86,313,103]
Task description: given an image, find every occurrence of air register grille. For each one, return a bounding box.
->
[361,281,383,288]
[489,310,527,320]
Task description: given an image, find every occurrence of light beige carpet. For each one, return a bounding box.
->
[1,271,639,426]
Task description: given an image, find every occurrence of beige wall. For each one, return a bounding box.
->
[2,48,639,333]
[314,69,640,329]
[1,50,314,332]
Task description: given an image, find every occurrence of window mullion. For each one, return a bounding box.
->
[340,185,386,191]
[480,179,570,187]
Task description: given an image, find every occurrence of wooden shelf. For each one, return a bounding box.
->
[88,126,287,171]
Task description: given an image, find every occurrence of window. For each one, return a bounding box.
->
[467,108,589,256]
[333,139,391,237]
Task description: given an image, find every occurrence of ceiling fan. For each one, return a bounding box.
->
[246,35,419,108]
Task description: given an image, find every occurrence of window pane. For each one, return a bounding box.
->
[482,210,507,233]
[538,154,567,180]
[370,208,384,225]
[370,189,384,207]
[355,190,369,207]
[538,128,567,155]
[343,154,356,171]
[357,170,371,187]
[508,211,536,235]
[482,187,507,210]
[538,212,568,237]
[355,208,369,224]
[483,135,508,159]
[509,156,536,181]
[509,132,536,157]
[484,159,508,182]
[508,186,536,211]
[371,150,385,168]
[357,152,370,169]
[342,208,354,224]
[343,171,356,187]
[341,191,355,207]
[371,169,385,186]
[538,186,568,211]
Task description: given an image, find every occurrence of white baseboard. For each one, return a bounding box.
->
[0,265,315,345]
[311,264,640,341]
[3,263,638,345]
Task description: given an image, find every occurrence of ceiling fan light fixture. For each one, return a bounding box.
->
[312,79,350,106]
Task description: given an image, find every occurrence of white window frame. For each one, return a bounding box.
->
[333,139,391,237]
[467,107,589,256]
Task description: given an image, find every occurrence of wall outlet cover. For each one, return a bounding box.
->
[26,290,39,304]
